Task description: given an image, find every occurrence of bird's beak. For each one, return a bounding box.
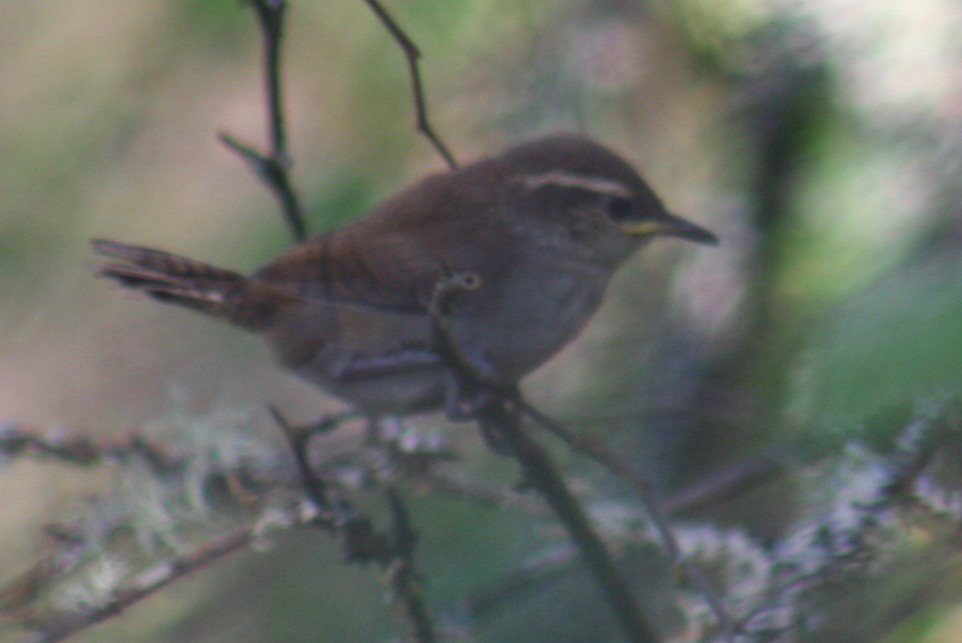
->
[620,211,718,245]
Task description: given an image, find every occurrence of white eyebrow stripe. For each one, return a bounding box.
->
[517,171,633,198]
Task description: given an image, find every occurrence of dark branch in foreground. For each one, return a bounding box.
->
[221,0,307,242]
[483,402,660,642]
[513,395,736,633]
[361,0,458,169]
[428,272,660,643]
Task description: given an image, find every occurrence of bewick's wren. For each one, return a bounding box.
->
[94,134,716,415]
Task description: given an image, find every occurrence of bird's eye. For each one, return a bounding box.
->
[606,196,634,222]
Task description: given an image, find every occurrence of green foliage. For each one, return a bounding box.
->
[786,259,962,451]
[170,1,248,48]
[775,117,932,303]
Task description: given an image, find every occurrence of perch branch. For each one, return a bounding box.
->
[428,272,660,643]
[513,396,736,633]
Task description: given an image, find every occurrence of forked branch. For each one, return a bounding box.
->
[222,0,307,242]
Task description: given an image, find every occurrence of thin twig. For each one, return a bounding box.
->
[403,464,546,513]
[659,455,782,514]
[448,545,576,632]
[361,0,458,169]
[248,0,289,161]
[222,0,307,241]
[428,273,659,643]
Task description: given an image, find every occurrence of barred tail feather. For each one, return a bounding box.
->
[92,239,279,331]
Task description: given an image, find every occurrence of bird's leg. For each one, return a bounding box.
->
[443,376,514,452]
[441,354,501,420]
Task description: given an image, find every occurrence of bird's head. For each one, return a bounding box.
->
[499,134,717,266]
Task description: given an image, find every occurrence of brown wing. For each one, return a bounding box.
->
[253,165,520,315]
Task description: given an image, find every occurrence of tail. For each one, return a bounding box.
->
[92,240,283,331]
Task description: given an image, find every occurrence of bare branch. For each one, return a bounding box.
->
[247,0,290,161]
[223,0,307,242]
[361,0,458,169]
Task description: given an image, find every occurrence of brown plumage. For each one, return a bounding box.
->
[94,134,716,414]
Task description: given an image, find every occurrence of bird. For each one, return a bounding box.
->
[93,133,716,417]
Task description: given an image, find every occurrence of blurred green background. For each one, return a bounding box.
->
[2,0,962,640]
